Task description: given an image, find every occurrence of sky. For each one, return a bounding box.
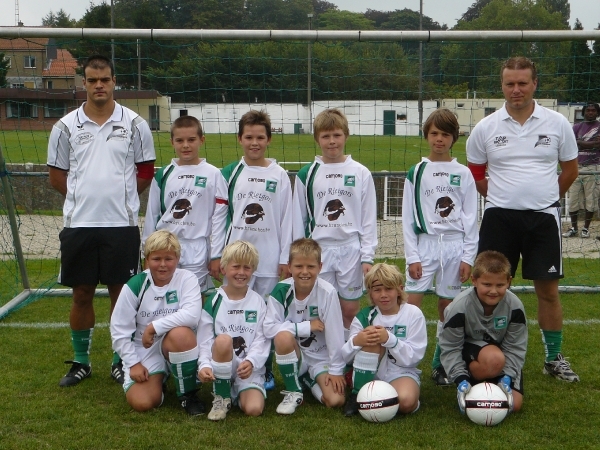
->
[1,0,598,32]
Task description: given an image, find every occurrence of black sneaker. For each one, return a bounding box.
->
[111,361,125,385]
[431,366,453,386]
[343,393,359,417]
[59,360,92,387]
[179,391,205,416]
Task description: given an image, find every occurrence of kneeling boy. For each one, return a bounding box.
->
[110,230,204,415]
[440,251,527,414]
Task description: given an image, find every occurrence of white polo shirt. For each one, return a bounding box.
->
[47,102,156,228]
[466,102,578,210]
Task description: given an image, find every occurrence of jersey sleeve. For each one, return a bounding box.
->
[558,116,579,162]
[359,170,378,264]
[47,120,71,170]
[152,272,202,336]
[244,299,270,370]
[341,316,365,364]
[197,307,215,371]
[278,172,294,265]
[321,287,346,376]
[466,125,488,165]
[141,177,161,246]
[439,297,470,384]
[401,176,420,265]
[110,285,143,369]
[500,296,528,380]
[292,173,309,240]
[132,116,156,164]
[210,172,229,259]
[383,307,427,368]
[460,170,479,266]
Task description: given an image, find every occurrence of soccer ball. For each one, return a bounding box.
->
[465,382,509,426]
[356,380,399,423]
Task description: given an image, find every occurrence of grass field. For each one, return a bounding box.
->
[0,130,469,172]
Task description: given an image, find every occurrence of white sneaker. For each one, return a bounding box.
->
[207,394,231,421]
[543,353,580,382]
[581,228,590,238]
[276,391,303,415]
[562,227,578,238]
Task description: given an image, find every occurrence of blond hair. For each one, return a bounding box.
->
[364,263,407,305]
[144,230,181,259]
[472,251,512,280]
[313,109,350,142]
[220,240,259,271]
[288,238,321,264]
[422,108,460,145]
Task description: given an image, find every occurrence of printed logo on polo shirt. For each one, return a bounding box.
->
[394,325,407,338]
[344,175,356,187]
[245,310,257,323]
[195,176,207,188]
[493,136,508,147]
[535,135,552,147]
[449,174,461,186]
[266,180,277,193]
[241,203,265,224]
[323,199,346,221]
[74,132,94,145]
[170,199,192,219]
[106,126,129,142]
[309,306,319,317]
[166,291,178,304]
[494,317,507,329]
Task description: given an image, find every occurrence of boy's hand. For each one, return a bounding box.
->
[459,262,472,283]
[310,319,325,332]
[457,380,471,415]
[278,264,290,280]
[130,362,149,383]
[237,360,253,379]
[209,259,222,282]
[408,262,423,280]
[353,326,383,347]
[142,323,156,348]
[325,373,346,394]
[497,375,514,413]
[198,367,215,383]
[374,325,389,344]
[362,262,373,275]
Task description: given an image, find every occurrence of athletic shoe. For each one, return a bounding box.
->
[179,391,205,416]
[343,393,359,417]
[431,366,453,386]
[264,370,275,391]
[59,361,92,387]
[581,228,590,238]
[207,394,232,421]
[543,353,580,382]
[111,361,125,385]
[562,227,578,238]
[276,391,303,415]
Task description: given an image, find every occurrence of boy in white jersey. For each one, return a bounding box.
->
[265,238,346,415]
[197,241,270,421]
[342,263,427,417]
[222,110,293,390]
[402,108,478,386]
[143,116,228,294]
[110,231,204,415]
[292,109,377,337]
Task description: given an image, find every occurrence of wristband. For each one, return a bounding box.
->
[136,162,155,179]
[468,162,487,181]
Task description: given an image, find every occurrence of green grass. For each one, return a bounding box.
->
[0,290,598,450]
[1,130,468,172]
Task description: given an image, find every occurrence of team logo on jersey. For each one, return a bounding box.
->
[434,196,455,218]
[535,135,552,147]
[171,198,192,219]
[106,126,129,142]
[394,325,407,338]
[309,306,319,317]
[232,336,247,356]
[449,174,461,186]
[245,310,257,323]
[265,180,277,193]
[166,291,178,304]
[74,132,94,145]
[323,199,346,221]
[493,136,508,147]
[387,352,397,364]
[494,317,507,329]
[300,332,317,348]
[195,176,207,188]
[241,203,265,224]
[344,175,356,187]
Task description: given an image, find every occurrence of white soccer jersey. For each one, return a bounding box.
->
[47,102,156,228]
[110,268,202,369]
[197,287,270,371]
[222,159,293,277]
[293,155,377,264]
[466,102,578,210]
[265,278,346,376]
[402,158,479,266]
[142,158,228,259]
[342,303,427,371]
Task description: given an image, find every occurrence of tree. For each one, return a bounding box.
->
[566,19,592,102]
[538,0,570,28]
[316,10,375,30]
[458,0,494,23]
[312,0,337,16]
[0,52,9,87]
[42,9,77,27]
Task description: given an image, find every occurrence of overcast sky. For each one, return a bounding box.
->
[1,0,598,32]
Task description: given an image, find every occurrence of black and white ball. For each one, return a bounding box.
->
[465,382,509,426]
[357,380,399,423]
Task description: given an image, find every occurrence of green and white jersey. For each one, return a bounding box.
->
[142,158,228,259]
[402,158,478,266]
[110,268,202,369]
[222,158,293,277]
[197,287,270,371]
[342,304,427,370]
[265,278,346,376]
[293,155,377,264]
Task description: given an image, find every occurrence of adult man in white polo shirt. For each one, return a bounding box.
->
[47,55,156,387]
[466,57,580,382]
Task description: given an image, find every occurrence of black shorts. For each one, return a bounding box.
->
[462,342,524,395]
[59,227,141,287]
[478,206,563,280]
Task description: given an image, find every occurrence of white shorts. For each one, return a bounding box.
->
[405,233,464,299]
[179,237,210,292]
[320,241,364,300]
[230,355,267,399]
[123,337,169,392]
[298,349,331,381]
[376,354,422,385]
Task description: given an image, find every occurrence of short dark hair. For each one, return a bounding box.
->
[422,108,460,145]
[83,54,114,77]
[582,102,600,117]
[501,56,537,82]
[472,250,512,280]
[171,115,204,139]
[238,110,271,139]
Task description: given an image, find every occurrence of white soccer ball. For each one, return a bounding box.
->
[357,380,399,423]
[465,382,509,426]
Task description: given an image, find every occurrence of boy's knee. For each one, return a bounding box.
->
[274,331,295,352]
[322,392,345,409]
[242,403,264,417]
[128,394,161,412]
[398,395,418,414]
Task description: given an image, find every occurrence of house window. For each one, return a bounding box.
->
[23,56,36,68]
[484,107,496,117]
[11,83,24,88]
[46,81,53,89]
[44,101,66,118]
[7,101,38,118]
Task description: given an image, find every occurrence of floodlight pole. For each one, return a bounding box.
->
[307,13,313,134]
[418,0,423,137]
[110,0,115,70]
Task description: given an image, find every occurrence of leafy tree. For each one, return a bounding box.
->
[0,52,9,87]
[242,0,313,29]
[459,0,494,23]
[566,19,592,102]
[42,9,77,27]
[316,10,375,30]
[538,0,570,28]
[312,0,337,16]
